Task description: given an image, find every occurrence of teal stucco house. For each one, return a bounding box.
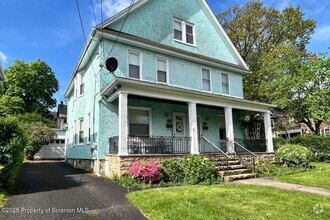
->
[64,0,276,179]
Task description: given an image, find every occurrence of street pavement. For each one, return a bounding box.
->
[0,161,146,220]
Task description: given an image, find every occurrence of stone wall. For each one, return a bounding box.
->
[104,154,188,178]
[67,153,276,179]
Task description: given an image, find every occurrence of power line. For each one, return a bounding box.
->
[75,0,87,43]
[90,0,97,25]
[102,0,136,62]
[75,0,101,77]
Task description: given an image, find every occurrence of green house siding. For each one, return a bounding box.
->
[100,41,244,98]
[110,0,238,65]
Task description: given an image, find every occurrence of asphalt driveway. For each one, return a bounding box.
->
[0,161,146,220]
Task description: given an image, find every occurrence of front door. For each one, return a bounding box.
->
[173,113,186,137]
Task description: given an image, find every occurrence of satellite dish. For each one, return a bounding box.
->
[105,57,118,73]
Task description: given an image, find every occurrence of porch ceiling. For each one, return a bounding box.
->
[101,77,276,112]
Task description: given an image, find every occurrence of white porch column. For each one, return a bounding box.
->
[118,91,128,155]
[225,107,235,153]
[188,102,199,154]
[264,111,274,153]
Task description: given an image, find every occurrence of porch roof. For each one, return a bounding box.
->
[101,77,276,113]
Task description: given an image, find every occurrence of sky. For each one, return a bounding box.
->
[0,0,329,106]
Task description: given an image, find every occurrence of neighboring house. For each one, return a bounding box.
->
[271,108,330,138]
[271,109,302,139]
[34,102,67,160]
[64,0,276,177]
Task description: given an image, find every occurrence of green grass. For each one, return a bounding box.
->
[0,191,6,207]
[275,162,330,189]
[128,184,330,220]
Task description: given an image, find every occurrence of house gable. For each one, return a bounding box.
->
[102,0,248,69]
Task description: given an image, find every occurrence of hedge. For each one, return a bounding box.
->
[0,117,25,190]
[274,136,330,162]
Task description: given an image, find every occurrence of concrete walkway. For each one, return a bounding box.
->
[234,177,330,197]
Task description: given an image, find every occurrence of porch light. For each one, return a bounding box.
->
[202,122,209,130]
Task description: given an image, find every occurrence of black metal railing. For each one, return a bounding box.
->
[228,139,256,173]
[199,136,229,174]
[127,136,190,154]
[234,138,267,152]
[109,136,119,154]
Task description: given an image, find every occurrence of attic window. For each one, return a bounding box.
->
[173,18,195,45]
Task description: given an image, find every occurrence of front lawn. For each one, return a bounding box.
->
[128,184,330,220]
[275,162,330,189]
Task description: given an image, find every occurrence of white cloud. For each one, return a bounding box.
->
[0,51,8,64]
[94,0,132,20]
[312,25,330,42]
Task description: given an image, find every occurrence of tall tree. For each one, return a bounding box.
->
[3,59,59,117]
[258,44,330,134]
[217,1,316,101]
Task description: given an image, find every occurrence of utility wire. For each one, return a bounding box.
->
[102,0,136,62]
[90,0,97,26]
[75,0,87,43]
[75,0,101,77]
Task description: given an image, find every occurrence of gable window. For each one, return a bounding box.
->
[173,20,183,41]
[157,58,168,83]
[202,68,211,91]
[221,73,229,95]
[173,18,195,45]
[128,51,141,79]
[129,108,150,136]
[78,118,84,144]
[79,74,84,95]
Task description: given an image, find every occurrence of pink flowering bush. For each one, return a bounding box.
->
[128,160,161,184]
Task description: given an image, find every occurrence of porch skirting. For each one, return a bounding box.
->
[103,152,276,179]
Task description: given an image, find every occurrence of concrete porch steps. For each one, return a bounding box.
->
[209,158,256,182]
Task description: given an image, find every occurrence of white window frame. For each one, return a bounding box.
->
[217,115,226,141]
[127,49,142,80]
[156,56,169,84]
[221,72,230,95]
[173,18,195,45]
[87,113,91,144]
[201,68,211,92]
[78,118,84,145]
[79,73,84,96]
[128,106,152,136]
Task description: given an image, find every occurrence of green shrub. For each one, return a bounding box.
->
[276,144,312,167]
[161,159,184,183]
[289,135,330,162]
[255,159,276,175]
[162,156,219,185]
[0,117,25,190]
[273,137,287,151]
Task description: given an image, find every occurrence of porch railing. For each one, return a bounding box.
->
[228,139,256,173]
[199,136,229,174]
[127,136,190,154]
[109,136,119,154]
[234,138,267,152]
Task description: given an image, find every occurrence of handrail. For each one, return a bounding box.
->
[201,136,229,158]
[228,138,256,156]
[228,138,256,173]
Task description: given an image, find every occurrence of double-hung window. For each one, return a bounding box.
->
[221,73,229,95]
[202,68,211,91]
[157,58,167,83]
[173,18,195,45]
[128,51,141,79]
[78,118,84,144]
[79,74,84,96]
[129,108,150,136]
